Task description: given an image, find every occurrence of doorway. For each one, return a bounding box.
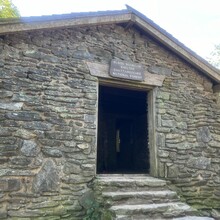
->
[97,85,149,174]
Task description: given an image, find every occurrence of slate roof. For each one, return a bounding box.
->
[0,5,220,84]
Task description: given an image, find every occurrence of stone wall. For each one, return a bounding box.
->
[155,63,220,209]
[0,27,99,219]
[0,23,219,218]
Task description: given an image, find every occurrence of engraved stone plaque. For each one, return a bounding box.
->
[109,60,144,81]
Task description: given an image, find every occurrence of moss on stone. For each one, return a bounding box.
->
[80,190,114,220]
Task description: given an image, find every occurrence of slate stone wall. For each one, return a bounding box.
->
[0,24,219,218]
[155,64,220,209]
[0,27,98,219]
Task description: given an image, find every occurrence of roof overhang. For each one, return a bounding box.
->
[0,10,132,34]
[1,5,220,84]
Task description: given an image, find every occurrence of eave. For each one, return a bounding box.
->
[0,10,132,34]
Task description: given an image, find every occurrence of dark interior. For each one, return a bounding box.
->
[97,85,149,174]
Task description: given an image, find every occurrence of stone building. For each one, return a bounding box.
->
[0,5,220,219]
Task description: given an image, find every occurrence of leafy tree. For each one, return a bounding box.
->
[0,0,20,18]
[207,44,220,69]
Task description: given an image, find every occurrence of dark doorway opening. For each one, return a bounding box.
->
[97,85,149,174]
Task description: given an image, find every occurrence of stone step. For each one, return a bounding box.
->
[93,175,212,219]
[94,175,168,192]
[173,217,214,220]
[115,215,214,220]
[110,202,197,218]
[115,215,160,220]
[103,190,179,205]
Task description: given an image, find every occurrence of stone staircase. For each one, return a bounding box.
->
[93,175,214,220]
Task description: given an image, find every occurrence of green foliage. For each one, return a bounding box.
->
[80,191,113,220]
[83,202,113,220]
[207,44,220,69]
[0,0,20,18]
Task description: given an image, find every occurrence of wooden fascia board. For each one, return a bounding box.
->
[134,16,220,84]
[0,13,132,35]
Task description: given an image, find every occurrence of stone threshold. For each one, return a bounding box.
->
[96,174,151,177]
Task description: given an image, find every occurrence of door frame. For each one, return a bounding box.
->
[96,79,158,177]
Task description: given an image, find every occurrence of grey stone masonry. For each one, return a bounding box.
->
[91,175,214,219]
[0,22,220,219]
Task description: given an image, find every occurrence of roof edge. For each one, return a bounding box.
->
[0,9,129,24]
[125,5,220,83]
[0,10,132,35]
